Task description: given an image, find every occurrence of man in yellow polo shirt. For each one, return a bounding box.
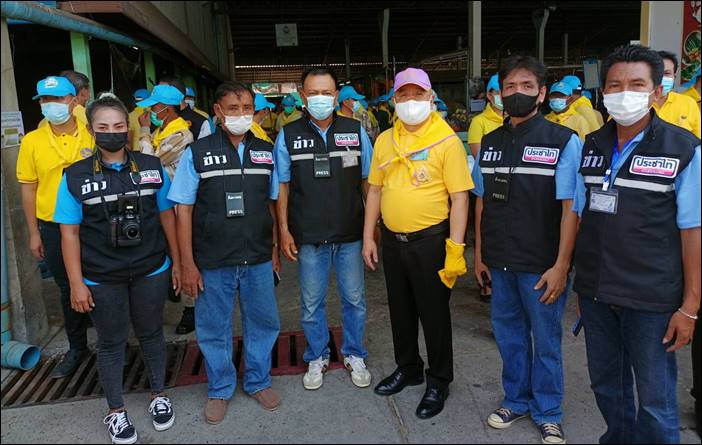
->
[468,73,504,158]
[38,70,90,129]
[562,75,604,132]
[363,67,472,420]
[545,81,590,140]
[17,76,94,379]
[654,51,701,138]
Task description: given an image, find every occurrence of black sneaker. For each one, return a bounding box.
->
[487,407,528,429]
[149,395,175,431]
[539,422,566,444]
[103,410,137,444]
[49,348,90,379]
[175,307,195,334]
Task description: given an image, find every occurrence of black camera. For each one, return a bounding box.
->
[109,195,142,248]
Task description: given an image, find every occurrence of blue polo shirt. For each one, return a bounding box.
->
[274,122,373,183]
[53,163,175,285]
[470,133,583,200]
[573,129,701,229]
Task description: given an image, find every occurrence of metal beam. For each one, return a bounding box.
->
[70,32,94,98]
[144,50,156,90]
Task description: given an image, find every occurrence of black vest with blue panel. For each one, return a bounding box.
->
[283,114,364,245]
[191,128,274,270]
[64,152,167,284]
[574,112,698,312]
[479,113,575,274]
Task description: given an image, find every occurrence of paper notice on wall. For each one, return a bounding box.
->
[1,111,25,148]
[583,59,601,89]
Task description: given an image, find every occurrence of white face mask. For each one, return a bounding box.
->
[395,100,432,125]
[602,90,653,127]
[223,114,253,135]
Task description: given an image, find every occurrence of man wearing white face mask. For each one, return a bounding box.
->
[573,45,701,444]
[169,81,282,420]
[275,67,374,392]
[653,50,701,138]
[364,67,472,420]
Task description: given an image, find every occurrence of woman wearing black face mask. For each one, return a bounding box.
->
[54,92,181,444]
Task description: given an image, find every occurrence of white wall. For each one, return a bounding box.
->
[641,1,684,83]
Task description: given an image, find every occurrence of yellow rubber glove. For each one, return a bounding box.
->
[438,238,467,289]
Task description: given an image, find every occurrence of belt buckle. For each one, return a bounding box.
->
[396,233,409,242]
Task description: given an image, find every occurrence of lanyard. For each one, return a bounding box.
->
[602,145,621,192]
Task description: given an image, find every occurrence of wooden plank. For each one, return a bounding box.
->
[16,361,54,405]
[60,353,95,399]
[1,366,41,406]
[166,342,186,388]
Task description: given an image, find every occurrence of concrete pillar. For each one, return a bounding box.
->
[468,1,481,78]
[640,1,684,83]
[144,50,156,90]
[70,32,94,98]
[1,18,49,346]
[563,33,569,63]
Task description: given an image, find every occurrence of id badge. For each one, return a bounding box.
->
[341,152,359,168]
[225,192,245,217]
[491,172,511,202]
[589,188,618,214]
[314,153,331,178]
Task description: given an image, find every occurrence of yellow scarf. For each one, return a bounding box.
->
[380,112,458,186]
[153,117,190,151]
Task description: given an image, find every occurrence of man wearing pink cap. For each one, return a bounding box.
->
[363,67,473,419]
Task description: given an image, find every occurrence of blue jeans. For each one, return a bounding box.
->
[298,241,367,362]
[490,269,568,424]
[579,297,679,444]
[195,262,280,399]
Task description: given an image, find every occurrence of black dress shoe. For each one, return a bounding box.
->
[416,386,449,419]
[50,348,90,379]
[175,307,195,334]
[374,369,424,396]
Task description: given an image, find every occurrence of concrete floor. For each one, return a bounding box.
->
[1,248,700,444]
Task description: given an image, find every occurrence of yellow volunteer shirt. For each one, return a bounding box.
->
[193,107,210,120]
[467,103,503,144]
[653,91,701,138]
[369,113,474,233]
[251,121,273,143]
[128,106,145,151]
[152,117,191,152]
[261,111,277,132]
[275,109,302,132]
[571,96,604,133]
[545,106,589,141]
[16,122,94,222]
[38,104,88,129]
[680,86,700,110]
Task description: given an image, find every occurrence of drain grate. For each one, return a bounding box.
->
[1,342,187,409]
[175,327,345,386]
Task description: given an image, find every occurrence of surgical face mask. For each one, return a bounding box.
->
[95,132,129,152]
[549,98,568,113]
[661,76,675,95]
[40,102,71,125]
[150,107,166,127]
[352,100,362,113]
[492,94,504,111]
[603,90,653,127]
[306,95,335,120]
[223,114,253,135]
[284,106,295,115]
[503,92,540,117]
[185,99,195,109]
[395,100,432,125]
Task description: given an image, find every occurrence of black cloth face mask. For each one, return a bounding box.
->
[502,93,540,118]
[95,131,129,152]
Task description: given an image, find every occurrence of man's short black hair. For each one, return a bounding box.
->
[601,45,664,87]
[159,75,186,95]
[657,50,679,74]
[498,55,547,89]
[214,81,254,103]
[301,67,338,89]
[59,70,90,92]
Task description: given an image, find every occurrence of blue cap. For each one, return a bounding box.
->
[338,85,365,103]
[582,90,593,100]
[359,98,368,109]
[133,89,150,100]
[185,87,196,97]
[486,74,500,92]
[562,75,583,91]
[255,93,275,112]
[434,98,448,111]
[136,84,184,107]
[282,94,296,107]
[549,81,573,96]
[33,76,76,100]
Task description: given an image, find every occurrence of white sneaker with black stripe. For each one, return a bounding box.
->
[148,395,175,431]
[103,410,137,444]
[539,422,566,444]
[487,407,528,429]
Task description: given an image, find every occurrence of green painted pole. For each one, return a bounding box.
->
[70,32,93,98]
[144,51,156,90]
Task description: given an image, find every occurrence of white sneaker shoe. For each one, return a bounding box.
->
[302,357,329,390]
[344,355,371,388]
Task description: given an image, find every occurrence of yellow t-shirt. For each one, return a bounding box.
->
[467,103,503,144]
[571,96,604,133]
[128,106,146,151]
[16,123,94,222]
[545,106,590,141]
[680,86,701,110]
[275,109,302,132]
[369,113,474,233]
[653,91,701,138]
[251,121,273,143]
[38,104,88,130]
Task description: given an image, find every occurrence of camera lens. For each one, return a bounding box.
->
[122,222,141,240]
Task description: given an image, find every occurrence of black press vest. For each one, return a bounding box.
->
[479,113,575,274]
[574,112,697,312]
[65,152,167,284]
[283,114,364,245]
[191,129,274,270]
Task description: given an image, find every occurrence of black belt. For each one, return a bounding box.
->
[383,220,449,243]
